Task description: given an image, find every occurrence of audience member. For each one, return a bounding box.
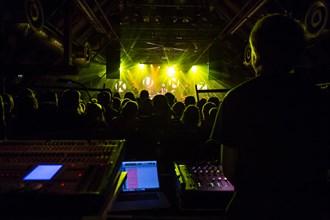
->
[111,100,141,136]
[196,98,207,112]
[97,91,119,125]
[208,107,218,123]
[184,95,196,107]
[10,92,39,138]
[112,96,122,113]
[201,101,217,131]
[124,91,136,101]
[207,96,220,107]
[171,101,185,120]
[152,94,174,133]
[180,104,201,130]
[138,97,153,117]
[38,90,58,106]
[165,92,176,107]
[36,100,59,136]
[139,89,149,100]
[56,89,88,138]
[113,92,121,99]
[0,94,5,139]
[2,93,15,135]
[84,102,108,131]
[210,14,329,220]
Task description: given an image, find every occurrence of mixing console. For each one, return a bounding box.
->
[0,139,126,218]
[174,161,235,210]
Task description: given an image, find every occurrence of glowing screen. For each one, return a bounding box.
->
[23,164,63,180]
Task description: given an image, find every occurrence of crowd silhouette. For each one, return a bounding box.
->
[0,88,221,169]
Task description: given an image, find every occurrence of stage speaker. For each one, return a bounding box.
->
[303,0,328,38]
[106,42,121,79]
[281,0,329,38]
[243,44,252,66]
[10,0,44,31]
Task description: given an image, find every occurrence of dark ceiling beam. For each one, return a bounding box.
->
[213,2,233,23]
[73,0,116,64]
[93,0,119,39]
[73,0,134,64]
[93,0,134,64]
[228,0,269,35]
[119,28,220,40]
[44,0,69,23]
[63,0,73,65]
[192,0,268,66]
[74,0,108,34]
[214,0,268,40]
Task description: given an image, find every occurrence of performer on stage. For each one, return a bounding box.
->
[157,83,168,95]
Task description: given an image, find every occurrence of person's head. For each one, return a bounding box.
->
[38,90,58,106]
[152,94,172,117]
[138,98,153,116]
[172,101,185,118]
[13,94,38,117]
[2,93,14,114]
[59,89,81,114]
[139,90,149,100]
[112,97,121,111]
[165,92,176,106]
[121,101,138,118]
[113,92,121,99]
[85,102,105,121]
[197,98,207,111]
[202,102,216,120]
[180,104,201,128]
[97,91,112,107]
[153,94,169,109]
[207,96,220,107]
[249,14,307,75]
[124,91,136,101]
[184,95,196,107]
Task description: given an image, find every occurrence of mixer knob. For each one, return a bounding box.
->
[24,182,43,191]
[5,182,26,192]
[15,182,26,190]
[30,183,43,190]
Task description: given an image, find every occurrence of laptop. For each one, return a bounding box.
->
[110,160,171,212]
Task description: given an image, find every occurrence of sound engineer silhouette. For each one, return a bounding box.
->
[210,14,329,220]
